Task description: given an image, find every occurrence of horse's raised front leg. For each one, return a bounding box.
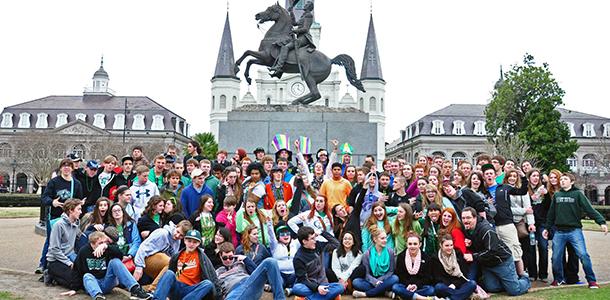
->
[244,59,264,85]
[235,50,266,75]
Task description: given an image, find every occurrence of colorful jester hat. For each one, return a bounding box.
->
[340,142,353,155]
[298,136,312,155]
[272,133,292,161]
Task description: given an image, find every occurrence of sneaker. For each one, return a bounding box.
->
[550,280,564,286]
[284,288,292,296]
[263,284,272,292]
[352,290,367,298]
[94,294,107,300]
[385,291,396,299]
[35,266,44,274]
[539,278,549,283]
[43,269,52,286]
[589,281,600,289]
[129,285,152,300]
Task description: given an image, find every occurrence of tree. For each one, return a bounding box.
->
[485,54,579,172]
[486,135,537,167]
[13,131,64,187]
[187,132,218,159]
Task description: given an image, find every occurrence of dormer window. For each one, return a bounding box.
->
[113,114,125,130]
[452,120,465,135]
[431,120,445,135]
[603,123,610,137]
[132,114,145,130]
[18,113,31,128]
[56,113,68,127]
[151,114,164,130]
[35,113,48,128]
[1,112,13,128]
[75,113,87,122]
[583,123,596,137]
[565,122,576,137]
[93,114,105,128]
[474,120,486,136]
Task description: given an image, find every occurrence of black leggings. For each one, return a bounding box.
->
[47,261,81,290]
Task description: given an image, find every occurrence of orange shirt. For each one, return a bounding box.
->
[319,177,352,208]
[176,250,201,286]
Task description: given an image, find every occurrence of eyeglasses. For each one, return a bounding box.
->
[279,231,291,237]
[221,255,233,261]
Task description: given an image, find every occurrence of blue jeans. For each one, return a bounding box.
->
[154,270,214,300]
[39,218,52,268]
[281,272,296,288]
[82,258,138,298]
[353,274,399,297]
[434,280,477,300]
[392,283,435,299]
[225,258,285,300]
[551,228,596,283]
[292,282,345,300]
[535,225,549,279]
[481,256,530,296]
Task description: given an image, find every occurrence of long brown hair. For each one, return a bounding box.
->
[241,224,258,253]
[92,197,111,225]
[393,203,415,241]
[223,166,243,200]
[142,196,165,218]
[422,183,443,208]
[527,168,542,195]
[547,169,562,198]
[439,207,461,235]
[365,201,391,235]
[108,202,133,226]
[308,195,333,230]
[272,199,289,226]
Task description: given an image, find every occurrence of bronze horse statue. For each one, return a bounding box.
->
[234,2,365,105]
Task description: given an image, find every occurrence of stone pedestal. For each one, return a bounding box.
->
[218,105,378,165]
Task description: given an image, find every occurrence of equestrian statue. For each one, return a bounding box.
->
[234,1,365,105]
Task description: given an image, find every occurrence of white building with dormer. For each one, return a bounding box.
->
[209,0,386,161]
[0,59,191,192]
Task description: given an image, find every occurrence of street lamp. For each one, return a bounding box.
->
[10,158,17,193]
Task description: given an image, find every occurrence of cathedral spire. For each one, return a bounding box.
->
[360,14,383,81]
[213,12,237,79]
[494,65,504,89]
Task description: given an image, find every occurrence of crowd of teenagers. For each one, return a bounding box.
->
[36,135,608,300]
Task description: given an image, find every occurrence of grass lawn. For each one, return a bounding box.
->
[581,219,603,232]
[0,207,39,218]
[0,292,23,300]
[493,284,609,299]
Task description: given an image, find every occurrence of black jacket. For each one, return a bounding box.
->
[491,177,528,226]
[74,244,122,280]
[137,214,163,235]
[102,172,136,198]
[395,250,434,287]
[432,250,470,287]
[168,247,222,300]
[42,175,83,219]
[464,217,512,267]
[293,231,339,292]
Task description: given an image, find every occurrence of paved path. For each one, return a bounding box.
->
[0,218,608,299]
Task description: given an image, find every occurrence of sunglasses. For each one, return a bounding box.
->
[221,255,233,261]
[278,231,291,237]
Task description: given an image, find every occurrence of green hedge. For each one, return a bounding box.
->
[592,205,610,221]
[0,194,41,207]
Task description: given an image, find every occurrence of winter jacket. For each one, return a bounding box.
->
[47,213,81,266]
[42,175,83,219]
[546,186,606,231]
[134,223,181,269]
[395,250,433,287]
[464,217,512,267]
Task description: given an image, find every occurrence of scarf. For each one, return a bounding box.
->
[370,246,390,277]
[438,249,465,279]
[405,250,421,275]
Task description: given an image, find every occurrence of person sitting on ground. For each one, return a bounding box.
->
[432,234,479,300]
[133,220,193,291]
[352,226,399,298]
[204,227,234,269]
[106,203,141,266]
[391,231,435,300]
[44,199,83,289]
[73,231,151,300]
[461,207,530,296]
[215,242,286,300]
[292,226,345,299]
[235,224,271,266]
[153,230,221,300]
[137,196,166,239]
[190,194,217,248]
[328,231,364,294]
[266,216,300,292]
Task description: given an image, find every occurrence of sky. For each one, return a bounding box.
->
[1,0,609,143]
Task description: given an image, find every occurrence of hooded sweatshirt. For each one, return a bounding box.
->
[47,213,81,266]
[129,179,160,217]
[360,172,382,226]
[134,223,181,269]
[545,186,606,231]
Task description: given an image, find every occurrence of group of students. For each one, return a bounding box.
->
[36,138,608,300]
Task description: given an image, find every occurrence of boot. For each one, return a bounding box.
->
[269,47,289,75]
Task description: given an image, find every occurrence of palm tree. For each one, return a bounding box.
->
[188,132,218,159]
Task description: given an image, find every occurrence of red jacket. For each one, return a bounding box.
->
[264,182,293,209]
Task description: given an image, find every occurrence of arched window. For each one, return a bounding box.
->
[211,96,216,110]
[451,152,467,168]
[582,154,596,169]
[72,144,86,159]
[359,98,364,110]
[432,151,446,158]
[220,95,227,109]
[381,98,384,113]
[567,155,578,171]
[0,143,11,157]
[35,113,48,128]
[369,97,377,111]
[56,113,68,127]
[151,114,164,130]
[232,96,237,109]
[267,97,271,105]
[93,114,105,128]
[132,114,145,130]
[325,98,329,107]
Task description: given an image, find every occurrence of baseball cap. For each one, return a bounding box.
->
[191,168,204,178]
[67,153,82,162]
[86,160,100,169]
[481,163,495,173]
[184,230,202,243]
[121,155,134,164]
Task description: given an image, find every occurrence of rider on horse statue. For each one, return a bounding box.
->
[268,1,316,77]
